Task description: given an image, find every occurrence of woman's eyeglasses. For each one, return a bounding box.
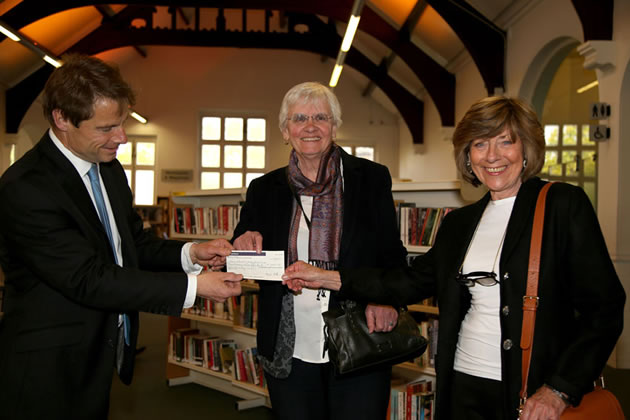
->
[288,113,332,125]
[455,271,499,287]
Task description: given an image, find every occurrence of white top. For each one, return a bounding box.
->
[49,129,198,308]
[293,195,330,363]
[453,196,515,381]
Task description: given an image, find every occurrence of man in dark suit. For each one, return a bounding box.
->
[0,54,242,419]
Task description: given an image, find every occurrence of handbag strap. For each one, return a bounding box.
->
[519,182,554,402]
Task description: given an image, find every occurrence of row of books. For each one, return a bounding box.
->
[397,204,454,247]
[238,292,259,329]
[169,328,265,388]
[414,319,439,369]
[183,292,259,329]
[172,203,242,236]
[389,378,435,420]
[183,296,233,320]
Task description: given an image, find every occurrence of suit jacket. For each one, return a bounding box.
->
[339,177,625,419]
[232,149,408,359]
[0,133,189,419]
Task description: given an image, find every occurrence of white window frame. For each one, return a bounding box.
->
[337,141,377,162]
[198,111,268,190]
[541,123,597,207]
[120,135,157,205]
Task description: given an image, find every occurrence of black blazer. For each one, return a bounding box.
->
[339,177,625,419]
[0,133,189,419]
[232,150,408,359]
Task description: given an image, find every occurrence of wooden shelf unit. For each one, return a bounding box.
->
[168,188,246,240]
[166,189,266,409]
[390,180,466,396]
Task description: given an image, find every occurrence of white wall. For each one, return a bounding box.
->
[13,46,400,196]
[105,46,399,196]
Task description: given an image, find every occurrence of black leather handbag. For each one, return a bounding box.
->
[322,300,428,375]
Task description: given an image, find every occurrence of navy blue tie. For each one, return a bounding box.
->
[87,164,130,347]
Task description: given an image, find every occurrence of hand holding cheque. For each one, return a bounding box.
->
[193,239,243,302]
[230,231,339,285]
[230,230,284,281]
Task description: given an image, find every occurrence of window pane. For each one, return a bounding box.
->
[544,125,559,146]
[118,143,132,165]
[582,150,596,177]
[341,146,353,155]
[542,151,558,175]
[582,124,595,146]
[563,151,578,177]
[583,181,596,207]
[562,125,577,146]
[247,118,266,141]
[548,163,563,176]
[224,145,243,168]
[124,169,132,189]
[225,118,243,141]
[202,117,221,140]
[136,142,155,165]
[201,144,221,168]
[134,170,154,205]
[9,144,16,165]
[246,172,264,187]
[201,172,220,189]
[224,172,242,188]
[355,146,374,161]
[246,145,265,169]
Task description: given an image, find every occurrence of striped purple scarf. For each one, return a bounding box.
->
[287,144,343,270]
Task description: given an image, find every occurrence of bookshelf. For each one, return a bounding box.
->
[134,196,169,238]
[168,188,246,240]
[166,189,268,410]
[167,281,269,410]
[389,180,468,420]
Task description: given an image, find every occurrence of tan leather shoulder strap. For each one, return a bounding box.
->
[519,182,554,401]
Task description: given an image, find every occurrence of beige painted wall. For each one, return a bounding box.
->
[9,46,401,197]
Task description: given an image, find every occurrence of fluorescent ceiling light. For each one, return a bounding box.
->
[340,15,361,52]
[328,0,364,88]
[43,55,62,68]
[130,111,148,124]
[329,64,343,88]
[0,23,20,41]
[577,80,598,94]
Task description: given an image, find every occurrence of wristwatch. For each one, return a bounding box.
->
[545,384,572,407]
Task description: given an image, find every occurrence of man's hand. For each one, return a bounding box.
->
[197,271,243,302]
[365,304,399,333]
[520,385,568,420]
[282,261,342,292]
[233,231,263,253]
[190,238,233,269]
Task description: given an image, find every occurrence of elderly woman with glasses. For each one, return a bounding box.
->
[231,81,407,419]
[283,96,625,420]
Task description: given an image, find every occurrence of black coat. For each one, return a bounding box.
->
[339,177,625,419]
[0,133,188,419]
[232,149,408,359]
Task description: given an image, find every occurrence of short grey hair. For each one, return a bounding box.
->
[278,82,343,131]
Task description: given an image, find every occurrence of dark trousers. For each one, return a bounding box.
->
[265,358,391,420]
[451,370,504,420]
